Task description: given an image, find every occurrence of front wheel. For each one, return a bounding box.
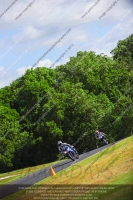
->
[103,138,108,145]
[67,152,75,161]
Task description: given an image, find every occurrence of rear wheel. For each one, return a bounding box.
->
[74,151,79,159]
[75,153,79,159]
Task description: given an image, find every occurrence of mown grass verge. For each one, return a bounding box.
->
[0,160,63,186]
[3,136,133,200]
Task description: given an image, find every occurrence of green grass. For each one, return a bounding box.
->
[3,135,133,200]
[85,170,133,200]
[0,159,63,186]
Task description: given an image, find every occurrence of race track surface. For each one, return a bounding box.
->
[0,141,118,199]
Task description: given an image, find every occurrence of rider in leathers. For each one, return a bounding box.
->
[57,141,77,158]
[95,130,107,148]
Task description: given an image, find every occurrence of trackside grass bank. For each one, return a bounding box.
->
[0,160,62,186]
[3,136,133,200]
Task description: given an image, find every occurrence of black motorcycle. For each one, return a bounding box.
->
[98,133,108,146]
[102,137,108,145]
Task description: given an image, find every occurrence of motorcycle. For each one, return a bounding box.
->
[61,146,79,161]
[98,133,108,146]
[102,137,108,145]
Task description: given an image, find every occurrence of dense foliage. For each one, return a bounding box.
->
[0,34,133,173]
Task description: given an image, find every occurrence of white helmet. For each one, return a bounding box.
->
[58,141,62,146]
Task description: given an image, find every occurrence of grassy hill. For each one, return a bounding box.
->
[0,160,62,186]
[3,135,133,200]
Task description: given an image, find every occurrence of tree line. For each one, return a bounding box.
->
[0,34,133,173]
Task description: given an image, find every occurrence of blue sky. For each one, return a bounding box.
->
[0,0,133,88]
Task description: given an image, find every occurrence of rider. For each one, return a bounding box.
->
[57,141,76,158]
[95,130,107,148]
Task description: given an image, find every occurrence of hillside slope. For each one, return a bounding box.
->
[3,135,133,200]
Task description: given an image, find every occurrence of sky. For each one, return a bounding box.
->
[0,0,133,88]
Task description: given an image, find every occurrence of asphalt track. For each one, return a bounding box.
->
[0,141,118,199]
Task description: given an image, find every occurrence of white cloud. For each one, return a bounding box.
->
[37,59,52,68]
[0,66,4,72]
[0,0,132,51]
[16,65,31,76]
[0,55,70,88]
[91,9,133,56]
[0,59,54,88]
[0,0,132,88]
[16,59,54,77]
[13,26,45,43]
[0,66,17,88]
